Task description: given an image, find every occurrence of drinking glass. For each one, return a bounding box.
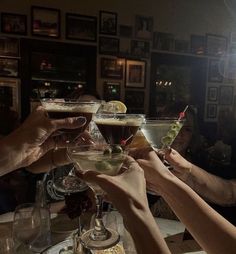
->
[67,143,127,250]
[12,203,41,252]
[93,113,145,146]
[0,237,15,254]
[41,98,101,193]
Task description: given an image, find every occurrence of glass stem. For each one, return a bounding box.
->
[91,194,109,241]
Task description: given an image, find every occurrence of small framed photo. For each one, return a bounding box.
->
[66,13,97,42]
[125,90,145,109]
[99,11,117,35]
[119,25,133,38]
[207,87,218,101]
[0,37,19,57]
[125,60,146,88]
[206,34,227,56]
[225,55,236,82]
[190,35,205,55]
[131,40,150,58]
[99,36,119,55]
[103,81,121,101]
[208,59,224,83]
[101,57,124,79]
[153,32,174,51]
[135,15,153,40]
[219,85,234,105]
[207,104,217,118]
[1,13,27,35]
[31,6,60,38]
[0,58,18,77]
[0,78,21,115]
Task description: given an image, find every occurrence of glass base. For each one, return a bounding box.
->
[80,228,120,250]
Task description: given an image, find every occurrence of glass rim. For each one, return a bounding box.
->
[144,118,185,123]
[94,113,145,117]
[40,98,102,105]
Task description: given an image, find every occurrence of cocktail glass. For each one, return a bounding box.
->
[141,118,184,150]
[41,98,101,193]
[67,144,127,250]
[93,113,145,146]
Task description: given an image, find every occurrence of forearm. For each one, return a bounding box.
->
[156,172,236,254]
[123,206,171,254]
[183,164,236,205]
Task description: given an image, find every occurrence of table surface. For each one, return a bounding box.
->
[0,211,206,254]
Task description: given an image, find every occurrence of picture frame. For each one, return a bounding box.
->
[153,32,174,51]
[31,6,60,38]
[0,58,19,77]
[131,40,150,58]
[207,104,217,118]
[225,55,236,82]
[207,87,218,101]
[219,85,234,105]
[206,34,227,57]
[190,35,205,55]
[208,59,224,83]
[125,60,146,88]
[0,78,21,116]
[99,36,119,55]
[125,90,145,109]
[1,13,27,35]
[103,81,121,101]
[135,15,153,40]
[119,25,133,38]
[99,11,117,35]
[66,13,97,42]
[0,37,19,57]
[101,57,124,79]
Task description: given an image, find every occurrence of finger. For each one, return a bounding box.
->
[51,116,87,131]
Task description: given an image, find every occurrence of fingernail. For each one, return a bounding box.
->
[167,146,172,153]
[76,117,86,126]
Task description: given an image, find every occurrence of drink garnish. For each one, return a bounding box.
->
[107,100,127,113]
[120,134,134,146]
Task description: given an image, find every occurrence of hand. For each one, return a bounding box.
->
[5,106,87,169]
[80,156,149,216]
[164,148,192,180]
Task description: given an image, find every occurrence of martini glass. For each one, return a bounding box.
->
[67,144,127,250]
[93,113,145,146]
[41,98,101,193]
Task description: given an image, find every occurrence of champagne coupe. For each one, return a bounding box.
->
[67,144,127,250]
[93,113,145,146]
[41,98,101,193]
[12,203,41,252]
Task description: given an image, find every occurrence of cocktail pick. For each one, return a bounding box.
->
[120,134,134,146]
[178,105,189,121]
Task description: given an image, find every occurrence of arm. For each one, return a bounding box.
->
[82,157,171,254]
[165,148,236,205]
[137,151,236,254]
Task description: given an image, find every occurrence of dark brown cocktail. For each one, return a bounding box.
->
[94,114,145,146]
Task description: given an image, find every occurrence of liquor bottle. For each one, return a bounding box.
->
[31,180,52,252]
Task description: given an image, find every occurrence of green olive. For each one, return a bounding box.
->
[95,161,113,172]
[103,148,112,155]
[112,145,123,154]
[161,136,173,146]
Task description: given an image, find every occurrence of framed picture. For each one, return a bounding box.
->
[190,35,205,55]
[0,58,18,77]
[225,55,236,82]
[153,32,174,51]
[125,60,146,88]
[66,13,97,42]
[119,25,133,38]
[99,11,117,35]
[207,104,217,118]
[0,78,21,115]
[31,6,60,38]
[208,59,224,83]
[101,58,124,79]
[219,85,234,105]
[0,37,19,57]
[135,15,153,40]
[99,37,119,55]
[1,13,27,35]
[206,34,227,56]
[207,87,218,101]
[125,90,145,109]
[103,81,121,101]
[131,40,150,58]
